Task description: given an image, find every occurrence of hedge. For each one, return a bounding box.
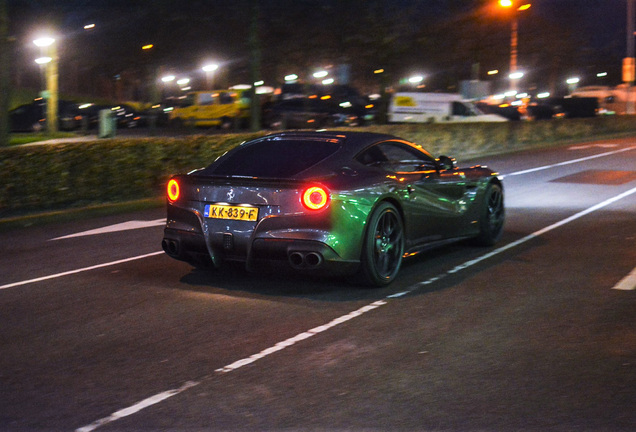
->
[0,132,265,217]
[1,116,636,218]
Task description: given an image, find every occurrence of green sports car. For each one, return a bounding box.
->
[162,131,504,286]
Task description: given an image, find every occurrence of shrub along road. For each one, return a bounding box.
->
[3,116,636,219]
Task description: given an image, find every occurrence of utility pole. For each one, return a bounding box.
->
[625,0,635,114]
[0,0,9,146]
[249,0,262,132]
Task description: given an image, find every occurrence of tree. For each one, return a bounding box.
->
[0,0,9,146]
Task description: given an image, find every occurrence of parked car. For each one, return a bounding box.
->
[75,103,141,129]
[263,98,373,129]
[162,131,504,286]
[169,90,244,129]
[9,99,84,132]
[111,104,141,128]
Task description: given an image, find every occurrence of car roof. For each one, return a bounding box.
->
[262,130,402,153]
[198,131,434,180]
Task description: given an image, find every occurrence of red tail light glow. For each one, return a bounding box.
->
[302,186,329,210]
[167,179,180,202]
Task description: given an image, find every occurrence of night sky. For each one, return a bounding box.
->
[7,0,631,98]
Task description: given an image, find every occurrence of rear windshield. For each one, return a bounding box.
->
[203,137,341,178]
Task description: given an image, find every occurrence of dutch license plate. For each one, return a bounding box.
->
[205,204,258,221]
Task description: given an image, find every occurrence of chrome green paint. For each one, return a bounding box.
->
[325,191,375,260]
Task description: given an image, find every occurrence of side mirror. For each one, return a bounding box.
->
[437,155,457,170]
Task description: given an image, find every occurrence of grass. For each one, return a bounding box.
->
[8,132,78,146]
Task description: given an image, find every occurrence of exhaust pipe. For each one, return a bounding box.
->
[162,238,180,256]
[288,251,323,269]
[304,252,323,267]
[289,252,305,268]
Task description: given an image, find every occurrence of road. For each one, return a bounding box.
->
[1,137,635,431]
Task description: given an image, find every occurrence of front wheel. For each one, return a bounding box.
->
[219,117,233,130]
[474,183,504,246]
[358,202,404,287]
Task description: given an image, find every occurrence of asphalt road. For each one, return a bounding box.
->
[1,137,635,432]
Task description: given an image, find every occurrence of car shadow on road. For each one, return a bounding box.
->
[176,262,396,303]
[174,229,543,303]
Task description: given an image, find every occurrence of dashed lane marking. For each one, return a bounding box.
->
[502,146,636,178]
[50,219,165,241]
[612,267,636,291]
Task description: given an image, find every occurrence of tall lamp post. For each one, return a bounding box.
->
[625,0,635,114]
[498,1,531,91]
[33,36,58,133]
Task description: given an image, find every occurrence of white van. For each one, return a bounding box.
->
[570,85,636,115]
[389,92,507,123]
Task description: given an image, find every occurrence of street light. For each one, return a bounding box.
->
[177,78,190,89]
[33,36,58,133]
[33,37,55,48]
[566,77,580,94]
[625,0,635,113]
[202,63,219,89]
[498,1,531,90]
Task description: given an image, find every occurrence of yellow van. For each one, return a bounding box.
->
[169,90,245,128]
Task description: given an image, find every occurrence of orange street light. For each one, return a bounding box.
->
[497,1,531,90]
[499,0,531,10]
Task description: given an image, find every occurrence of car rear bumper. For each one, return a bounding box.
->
[162,228,359,275]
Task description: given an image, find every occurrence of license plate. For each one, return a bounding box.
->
[204,204,258,221]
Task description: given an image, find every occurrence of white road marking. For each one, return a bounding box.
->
[568,144,619,150]
[75,381,199,432]
[503,146,636,178]
[0,251,164,290]
[215,300,387,373]
[50,219,165,241]
[612,267,636,291]
[74,185,636,432]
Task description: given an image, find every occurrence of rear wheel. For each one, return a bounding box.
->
[358,202,404,286]
[474,183,504,246]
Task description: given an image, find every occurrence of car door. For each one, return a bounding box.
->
[369,141,472,244]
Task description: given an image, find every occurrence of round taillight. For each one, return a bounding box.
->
[167,179,180,202]
[302,186,329,210]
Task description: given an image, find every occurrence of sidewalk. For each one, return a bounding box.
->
[22,135,101,146]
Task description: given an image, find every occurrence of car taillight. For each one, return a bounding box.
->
[302,186,329,210]
[167,179,180,202]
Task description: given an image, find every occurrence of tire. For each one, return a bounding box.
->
[358,202,405,286]
[268,116,284,130]
[170,118,184,129]
[474,183,504,246]
[219,117,233,130]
